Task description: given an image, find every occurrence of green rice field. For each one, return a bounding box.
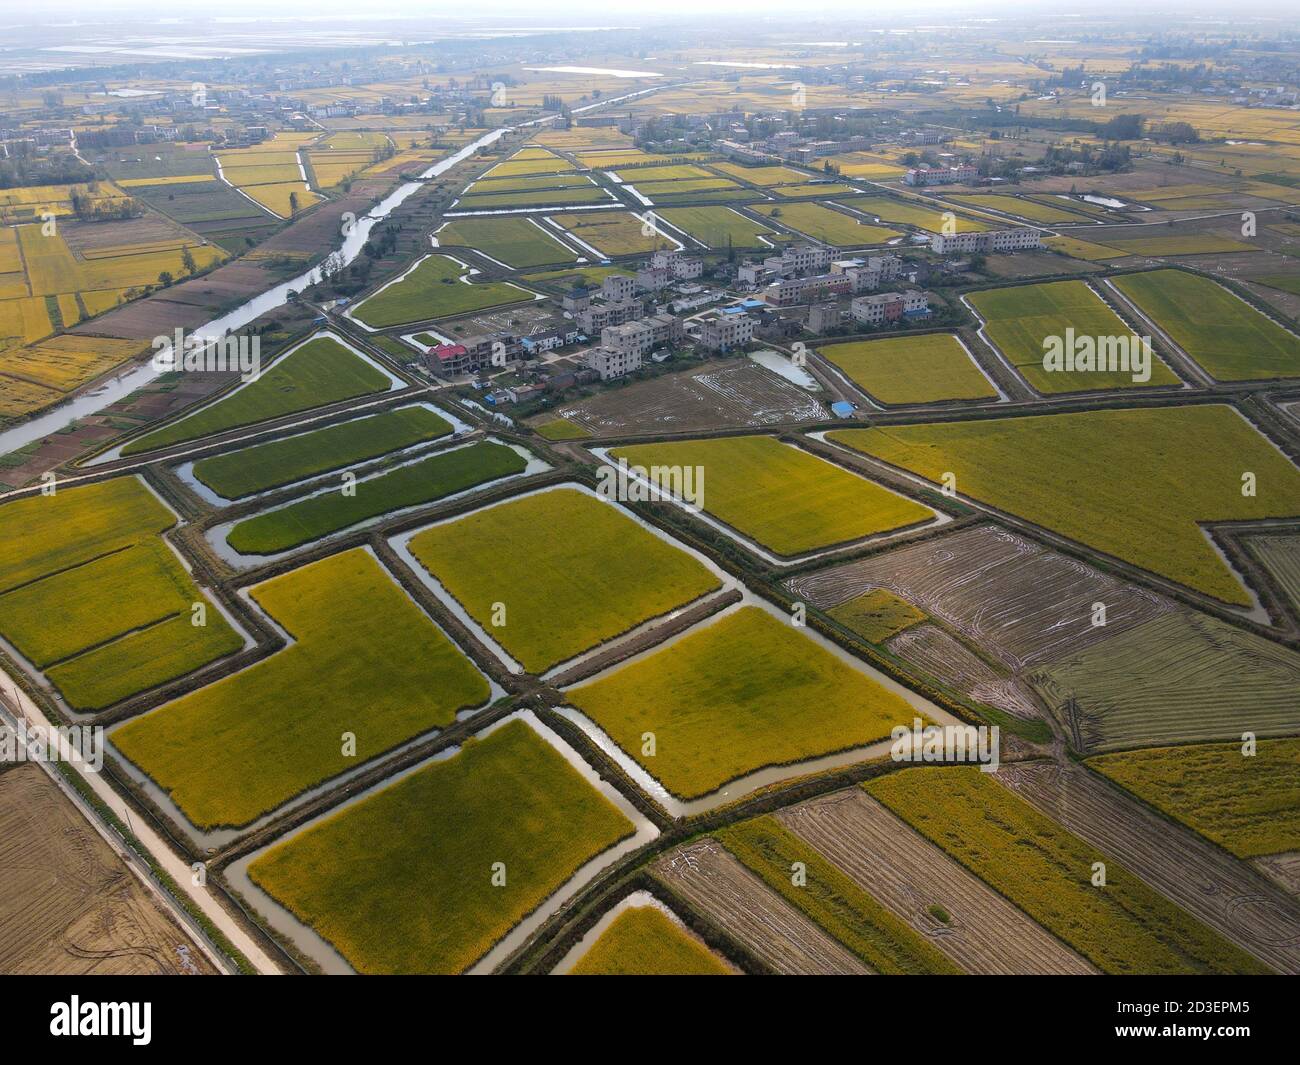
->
[866,768,1271,975]
[111,548,490,830]
[967,280,1180,393]
[830,405,1300,606]
[819,334,999,404]
[406,487,720,672]
[124,334,391,456]
[247,717,633,973]
[225,440,527,555]
[1110,269,1300,381]
[566,606,923,800]
[611,435,934,557]
[351,255,535,328]
[435,216,576,268]
[192,406,453,499]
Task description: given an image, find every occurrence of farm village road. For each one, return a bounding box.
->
[0,667,280,975]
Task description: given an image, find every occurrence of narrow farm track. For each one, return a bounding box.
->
[651,839,870,975]
[997,760,1300,974]
[776,789,1098,975]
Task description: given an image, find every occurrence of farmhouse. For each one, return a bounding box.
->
[904,164,979,186]
[931,228,1043,254]
[697,309,756,352]
[585,346,643,380]
[850,290,932,327]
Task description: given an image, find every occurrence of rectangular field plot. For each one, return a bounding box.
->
[1110,269,1300,381]
[554,360,826,434]
[967,280,1181,393]
[1089,738,1300,859]
[777,790,1097,975]
[434,216,575,268]
[1247,532,1300,615]
[866,768,1271,975]
[658,206,776,248]
[840,195,991,234]
[454,184,611,210]
[111,549,490,831]
[1028,609,1300,754]
[191,405,454,500]
[350,255,535,328]
[565,605,924,801]
[547,211,673,257]
[610,435,934,558]
[246,716,634,974]
[785,524,1169,672]
[819,334,999,405]
[831,406,1300,607]
[653,839,869,974]
[0,477,240,711]
[225,440,529,555]
[405,487,721,673]
[752,203,900,247]
[123,333,392,456]
[716,816,963,974]
[566,902,733,976]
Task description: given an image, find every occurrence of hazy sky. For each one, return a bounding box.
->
[1,0,1296,20]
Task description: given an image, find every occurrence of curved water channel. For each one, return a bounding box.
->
[0,83,671,461]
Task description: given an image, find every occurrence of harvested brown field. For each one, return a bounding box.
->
[997,760,1300,975]
[776,789,1097,974]
[651,839,869,974]
[553,359,826,436]
[885,623,1043,720]
[786,524,1170,673]
[0,764,213,975]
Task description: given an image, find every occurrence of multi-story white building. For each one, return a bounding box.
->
[576,298,644,334]
[930,228,1043,255]
[585,346,643,380]
[697,311,755,352]
[601,274,638,302]
[850,290,932,327]
[904,164,979,186]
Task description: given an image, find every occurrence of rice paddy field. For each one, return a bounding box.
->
[215,134,322,218]
[406,488,720,672]
[819,333,999,404]
[226,440,528,555]
[866,768,1271,975]
[435,216,575,267]
[247,717,633,974]
[1247,532,1300,615]
[454,184,611,210]
[0,476,240,710]
[547,211,672,257]
[123,333,391,456]
[967,280,1181,393]
[1028,610,1300,754]
[840,195,991,234]
[752,202,900,247]
[1088,739,1300,859]
[191,406,453,500]
[1044,235,1127,261]
[567,905,732,976]
[825,587,926,643]
[610,435,934,557]
[1110,269,1300,381]
[566,605,924,800]
[111,549,490,830]
[830,405,1300,606]
[657,206,776,248]
[350,255,535,327]
[952,194,1094,224]
[716,816,964,974]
